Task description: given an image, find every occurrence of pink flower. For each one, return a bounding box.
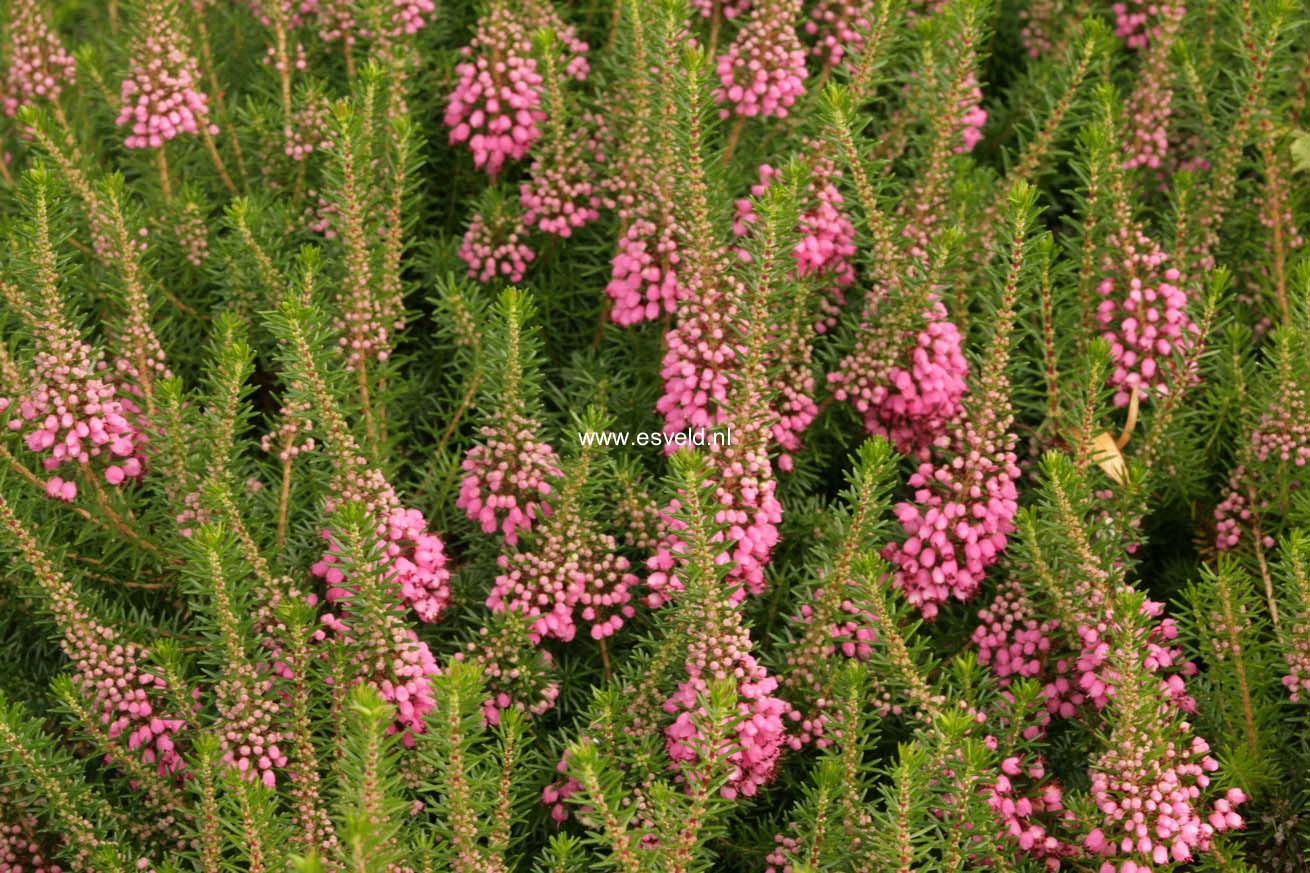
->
[216,667,288,788]
[663,651,790,800]
[882,425,1019,619]
[457,412,561,545]
[459,206,536,284]
[520,146,602,238]
[606,217,688,325]
[389,0,435,35]
[312,507,453,625]
[955,72,987,153]
[1096,229,1196,407]
[1,324,147,500]
[714,0,807,119]
[829,291,968,460]
[1,0,76,117]
[0,813,63,872]
[656,273,748,437]
[444,5,545,177]
[115,3,217,149]
[490,512,638,643]
[805,0,873,68]
[1086,724,1242,870]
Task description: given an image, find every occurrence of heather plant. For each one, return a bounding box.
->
[1,0,1309,870]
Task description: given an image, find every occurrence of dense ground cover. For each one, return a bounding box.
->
[1,0,1309,870]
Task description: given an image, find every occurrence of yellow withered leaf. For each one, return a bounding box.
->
[1091,432,1128,485]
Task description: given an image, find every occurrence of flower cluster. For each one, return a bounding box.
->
[444,5,545,177]
[172,200,210,267]
[72,628,187,777]
[382,508,453,622]
[828,290,968,459]
[664,642,789,800]
[216,666,287,789]
[955,72,988,153]
[459,206,536,284]
[656,278,743,435]
[690,0,753,18]
[1096,229,1196,407]
[986,754,1076,867]
[714,0,807,119]
[116,3,216,149]
[733,158,857,330]
[1085,730,1243,869]
[317,609,440,745]
[805,0,873,68]
[728,158,854,464]
[457,412,561,545]
[780,592,890,747]
[647,404,782,605]
[312,506,453,625]
[284,94,333,161]
[606,216,688,325]
[454,616,561,725]
[306,0,359,47]
[312,509,445,746]
[882,424,1019,619]
[520,147,602,238]
[490,514,638,642]
[1,0,77,117]
[1018,0,1059,57]
[520,1,591,81]
[0,494,192,790]
[284,349,453,745]
[972,579,1057,688]
[389,0,436,35]
[541,754,580,824]
[0,812,62,872]
[1251,384,1310,467]
[769,337,819,470]
[1212,473,1268,553]
[1112,0,1185,51]
[0,322,145,503]
[260,399,316,462]
[1062,599,1197,716]
[1120,3,1182,171]
[791,161,857,305]
[1283,606,1310,703]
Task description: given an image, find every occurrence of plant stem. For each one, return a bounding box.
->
[722,116,746,166]
[277,454,293,551]
[157,147,173,200]
[1251,503,1279,630]
[201,125,239,194]
[598,636,613,683]
[87,471,161,555]
[708,2,723,60]
[435,372,482,458]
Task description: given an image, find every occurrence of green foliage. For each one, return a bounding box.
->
[0,0,1309,869]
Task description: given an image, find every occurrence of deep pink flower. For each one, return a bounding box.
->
[606,217,688,325]
[882,425,1019,619]
[444,5,545,177]
[1,323,146,502]
[829,290,968,460]
[1095,229,1196,407]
